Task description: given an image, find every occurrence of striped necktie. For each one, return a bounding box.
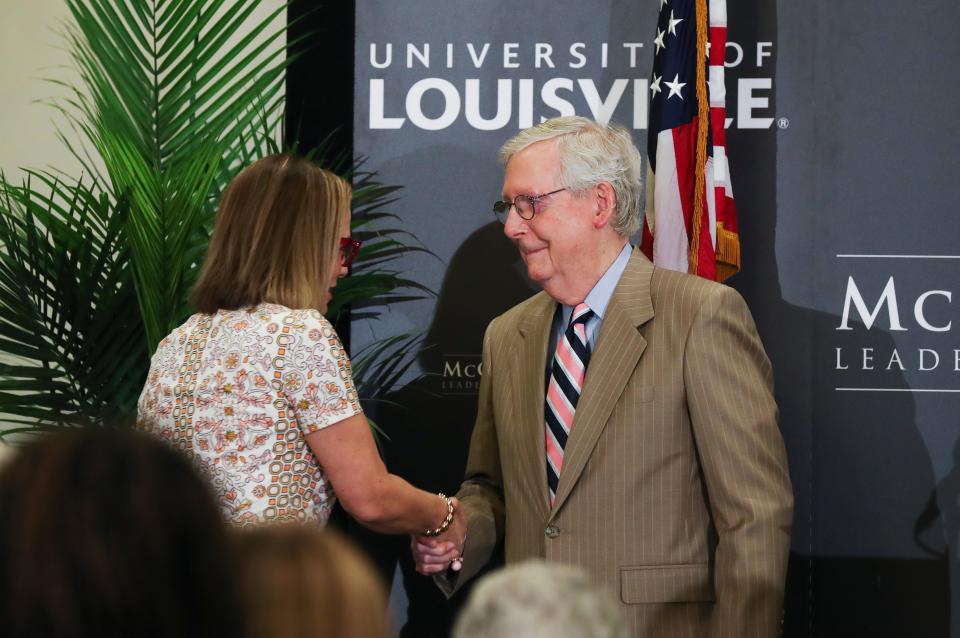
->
[545,302,594,505]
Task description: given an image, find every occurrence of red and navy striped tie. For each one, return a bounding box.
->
[545,303,593,505]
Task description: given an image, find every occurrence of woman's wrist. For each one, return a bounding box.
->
[422,493,455,537]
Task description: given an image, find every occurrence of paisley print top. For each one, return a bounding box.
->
[137,303,362,526]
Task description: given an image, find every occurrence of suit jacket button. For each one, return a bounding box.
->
[545,525,560,538]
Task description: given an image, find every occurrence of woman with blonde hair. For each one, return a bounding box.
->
[234,525,389,638]
[138,155,461,541]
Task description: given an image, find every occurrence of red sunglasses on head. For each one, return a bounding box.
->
[339,237,362,268]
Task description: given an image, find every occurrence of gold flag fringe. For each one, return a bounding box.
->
[688,0,710,277]
[715,221,741,282]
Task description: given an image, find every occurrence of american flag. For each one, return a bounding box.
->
[641,0,740,281]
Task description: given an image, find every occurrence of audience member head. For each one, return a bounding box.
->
[453,560,628,638]
[233,524,389,638]
[0,427,239,638]
[190,154,353,314]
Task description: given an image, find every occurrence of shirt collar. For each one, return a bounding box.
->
[560,242,633,322]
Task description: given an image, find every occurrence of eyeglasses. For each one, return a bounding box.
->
[492,188,567,223]
[339,237,362,268]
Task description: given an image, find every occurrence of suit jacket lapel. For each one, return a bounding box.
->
[515,292,555,517]
[550,250,655,516]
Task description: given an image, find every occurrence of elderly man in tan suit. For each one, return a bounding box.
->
[414,116,792,637]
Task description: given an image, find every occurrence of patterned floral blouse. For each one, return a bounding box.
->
[137,303,362,526]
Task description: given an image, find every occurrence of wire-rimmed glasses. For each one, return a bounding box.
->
[492,188,566,223]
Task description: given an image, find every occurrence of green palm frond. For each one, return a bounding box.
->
[320,156,437,411]
[0,0,292,436]
[0,1,431,440]
[327,163,437,321]
[351,332,426,403]
[350,331,429,443]
[0,172,144,435]
[62,0,292,348]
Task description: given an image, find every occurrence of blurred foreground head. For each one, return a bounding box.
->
[453,560,628,638]
[0,427,239,638]
[233,525,389,638]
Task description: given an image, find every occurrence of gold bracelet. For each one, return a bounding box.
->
[422,493,454,537]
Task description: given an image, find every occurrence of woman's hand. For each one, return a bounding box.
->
[411,500,467,575]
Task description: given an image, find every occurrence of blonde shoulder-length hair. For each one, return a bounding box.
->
[232,525,389,638]
[190,154,351,314]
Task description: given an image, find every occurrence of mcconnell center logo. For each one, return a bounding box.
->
[438,354,483,395]
[834,267,958,388]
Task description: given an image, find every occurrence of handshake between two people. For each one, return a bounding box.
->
[411,496,468,576]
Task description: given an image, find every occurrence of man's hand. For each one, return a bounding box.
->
[411,498,467,575]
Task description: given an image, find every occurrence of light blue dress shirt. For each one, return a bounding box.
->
[546,243,633,377]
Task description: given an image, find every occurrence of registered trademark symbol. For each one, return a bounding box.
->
[777,117,790,129]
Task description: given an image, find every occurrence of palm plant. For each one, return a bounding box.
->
[0,0,429,441]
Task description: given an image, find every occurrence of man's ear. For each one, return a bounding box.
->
[593,182,617,229]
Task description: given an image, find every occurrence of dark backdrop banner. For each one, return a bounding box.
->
[349,1,960,636]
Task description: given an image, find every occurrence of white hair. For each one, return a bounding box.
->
[499,116,643,236]
[452,561,628,638]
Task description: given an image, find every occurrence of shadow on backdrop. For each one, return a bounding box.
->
[725,0,950,634]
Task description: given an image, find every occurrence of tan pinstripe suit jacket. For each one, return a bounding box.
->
[442,249,793,637]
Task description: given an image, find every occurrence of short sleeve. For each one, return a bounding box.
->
[277,309,363,435]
